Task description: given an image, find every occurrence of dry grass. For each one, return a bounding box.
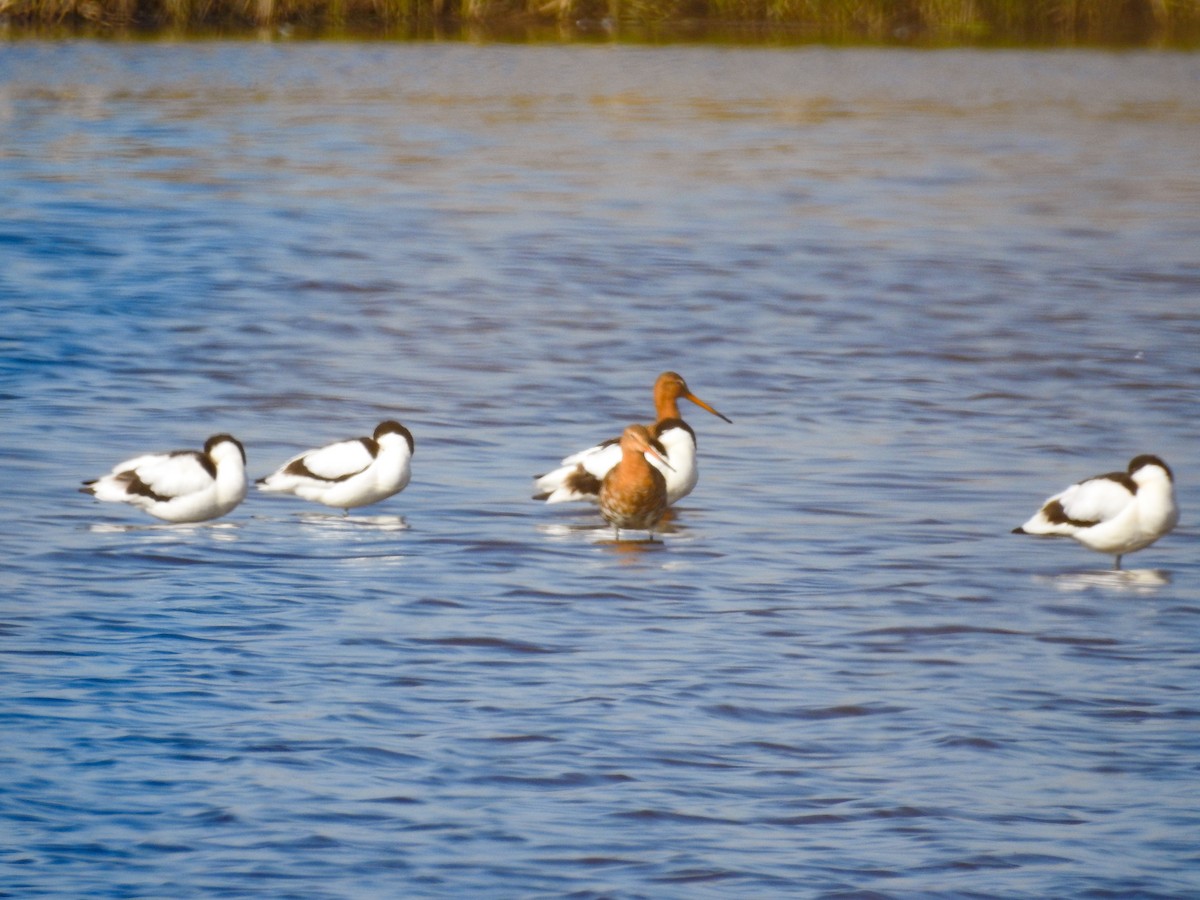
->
[1,0,1197,43]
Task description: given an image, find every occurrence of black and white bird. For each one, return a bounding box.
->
[256,420,414,514]
[81,434,247,523]
[1012,454,1178,569]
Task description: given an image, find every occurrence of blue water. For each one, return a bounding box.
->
[2,42,1199,897]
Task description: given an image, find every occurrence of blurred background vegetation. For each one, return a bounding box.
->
[2,0,1198,45]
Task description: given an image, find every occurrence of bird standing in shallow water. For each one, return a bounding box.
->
[1012,454,1178,569]
[256,420,414,514]
[533,371,730,506]
[599,425,672,541]
[81,434,247,523]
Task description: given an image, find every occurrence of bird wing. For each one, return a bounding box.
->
[533,440,622,502]
[1053,474,1136,526]
[125,451,215,500]
[559,436,621,472]
[287,438,375,483]
[554,440,623,485]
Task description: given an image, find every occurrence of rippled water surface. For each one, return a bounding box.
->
[2,42,1199,897]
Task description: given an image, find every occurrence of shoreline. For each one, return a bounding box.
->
[3,1,1199,48]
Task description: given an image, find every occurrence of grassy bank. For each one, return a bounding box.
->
[2,0,1199,45]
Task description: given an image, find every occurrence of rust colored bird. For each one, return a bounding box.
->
[534,371,731,507]
[599,424,673,541]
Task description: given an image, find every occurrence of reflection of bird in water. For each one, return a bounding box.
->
[1041,568,1172,595]
[81,434,247,523]
[257,420,414,515]
[599,425,672,541]
[1012,454,1178,570]
[533,371,730,507]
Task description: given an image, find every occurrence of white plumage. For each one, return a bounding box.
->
[1013,454,1178,569]
[256,420,414,513]
[81,434,247,523]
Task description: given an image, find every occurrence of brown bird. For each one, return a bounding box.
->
[533,371,730,506]
[599,425,673,541]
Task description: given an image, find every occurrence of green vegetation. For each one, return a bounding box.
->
[2,0,1198,45]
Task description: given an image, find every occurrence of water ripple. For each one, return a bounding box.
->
[1,41,1197,900]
